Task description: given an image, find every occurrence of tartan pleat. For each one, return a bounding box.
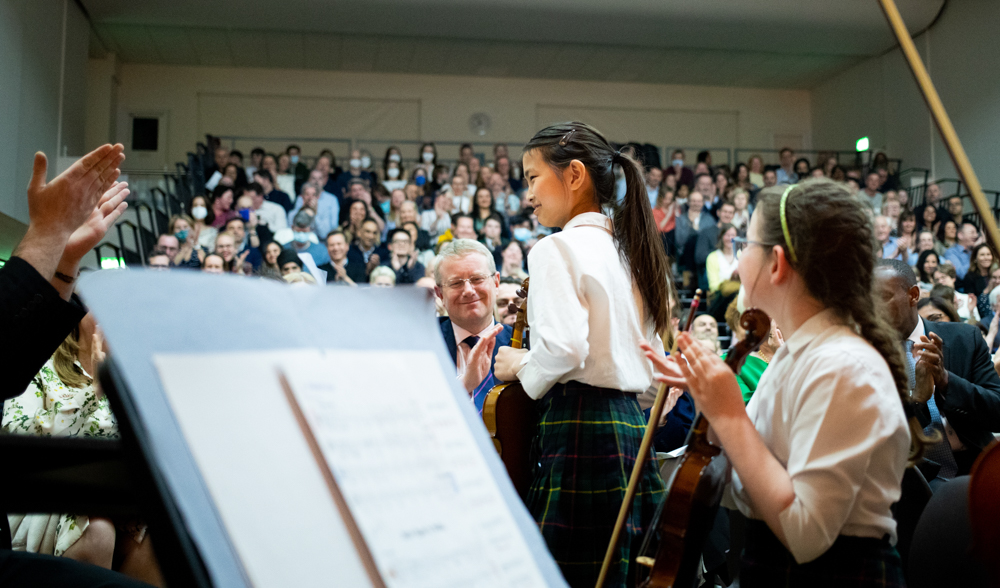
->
[526,382,666,588]
[741,520,907,588]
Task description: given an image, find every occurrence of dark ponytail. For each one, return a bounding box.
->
[524,122,671,332]
[754,178,933,462]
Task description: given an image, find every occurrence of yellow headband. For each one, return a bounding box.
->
[780,184,798,264]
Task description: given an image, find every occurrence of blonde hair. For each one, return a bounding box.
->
[283,271,317,285]
[53,331,90,389]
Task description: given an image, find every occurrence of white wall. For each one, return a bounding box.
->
[812,0,1000,191]
[99,63,813,172]
[0,0,89,232]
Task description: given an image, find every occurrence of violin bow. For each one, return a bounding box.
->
[877,0,1000,254]
[595,290,701,588]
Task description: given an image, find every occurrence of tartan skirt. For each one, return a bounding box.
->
[741,520,907,588]
[526,382,666,588]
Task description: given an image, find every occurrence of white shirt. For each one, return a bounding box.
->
[516,212,664,398]
[420,210,451,237]
[205,170,223,191]
[276,173,296,198]
[452,320,497,381]
[727,308,910,564]
[255,200,288,232]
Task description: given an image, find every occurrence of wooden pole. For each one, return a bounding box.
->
[877,0,1000,253]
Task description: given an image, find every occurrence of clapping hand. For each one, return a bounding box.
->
[28,144,124,239]
[913,332,948,400]
[461,324,504,393]
[61,181,130,265]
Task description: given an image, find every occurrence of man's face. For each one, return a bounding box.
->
[483,219,502,241]
[281,261,302,276]
[926,183,941,203]
[253,174,271,192]
[780,150,794,168]
[214,147,229,169]
[959,224,979,247]
[949,197,963,216]
[455,218,476,239]
[326,234,349,261]
[225,220,246,244]
[874,269,918,338]
[647,168,662,188]
[302,187,319,210]
[203,256,225,274]
[349,183,367,202]
[309,170,325,187]
[672,151,684,165]
[688,192,704,212]
[692,314,717,337]
[866,173,880,192]
[874,217,891,243]
[717,204,735,225]
[451,176,467,195]
[216,236,236,260]
[157,235,179,258]
[934,270,955,287]
[359,221,379,249]
[763,171,777,187]
[495,283,520,326]
[148,255,170,270]
[389,231,412,257]
[436,253,498,330]
[696,176,714,198]
[316,157,331,175]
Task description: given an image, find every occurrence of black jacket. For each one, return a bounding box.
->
[922,319,1000,474]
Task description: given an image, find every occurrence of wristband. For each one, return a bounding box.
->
[54,270,78,284]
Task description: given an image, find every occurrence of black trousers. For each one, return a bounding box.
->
[0,549,154,587]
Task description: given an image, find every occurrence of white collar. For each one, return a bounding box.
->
[907,319,926,346]
[452,319,496,347]
[563,212,612,232]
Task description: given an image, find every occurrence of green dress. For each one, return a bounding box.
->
[723,353,768,404]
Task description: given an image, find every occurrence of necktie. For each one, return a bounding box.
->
[905,340,959,478]
[462,335,480,349]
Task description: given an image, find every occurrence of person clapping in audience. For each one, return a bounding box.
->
[380,228,424,285]
[284,211,329,266]
[317,231,363,286]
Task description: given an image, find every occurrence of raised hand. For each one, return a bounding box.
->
[461,324,503,393]
[61,182,129,266]
[913,332,948,396]
[28,144,125,238]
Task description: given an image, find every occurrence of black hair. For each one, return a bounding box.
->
[917,296,960,323]
[242,182,264,196]
[915,250,940,283]
[696,150,711,163]
[254,169,274,183]
[211,184,236,210]
[230,150,244,160]
[452,212,474,226]
[286,144,301,154]
[876,258,917,290]
[251,147,265,157]
[523,122,671,332]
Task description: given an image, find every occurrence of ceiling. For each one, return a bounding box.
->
[80,0,946,89]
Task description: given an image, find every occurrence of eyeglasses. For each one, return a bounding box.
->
[442,274,491,290]
[731,236,777,255]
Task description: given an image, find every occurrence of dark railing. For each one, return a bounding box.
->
[115,220,144,267]
[133,202,160,259]
[94,242,123,269]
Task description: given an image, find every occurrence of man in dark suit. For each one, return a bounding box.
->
[1,144,153,586]
[434,239,513,412]
[876,260,1000,479]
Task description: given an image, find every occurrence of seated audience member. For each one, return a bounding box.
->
[382,158,406,193]
[421,191,453,238]
[916,250,940,292]
[318,231,365,286]
[859,170,883,211]
[471,188,501,235]
[479,215,507,268]
[874,215,899,259]
[189,195,219,252]
[204,146,229,189]
[652,189,677,256]
[401,221,435,269]
[274,153,298,205]
[446,175,472,215]
[495,277,522,326]
[499,241,528,281]
[690,312,721,354]
[398,203,430,249]
[961,243,996,296]
[434,240,512,411]
[252,169,293,213]
[877,260,1000,480]
[931,283,979,324]
[202,254,226,274]
[154,233,179,265]
[730,188,751,233]
[694,201,736,292]
[706,223,739,295]
[437,213,478,250]
[663,149,694,188]
[918,296,960,323]
[938,218,958,251]
[276,249,305,276]
[774,147,797,184]
[339,199,368,245]
[344,180,386,228]
[209,185,238,229]
[168,214,205,268]
[222,217,262,271]
[333,149,377,197]
[258,241,282,279]
[147,251,171,270]
[285,211,330,266]
[645,166,663,208]
[288,183,338,241]
[244,179,288,232]
[368,266,397,288]
[381,228,425,285]
[283,271,318,286]
[349,218,388,278]
[383,188,406,233]
[933,263,958,289]
[493,154,522,193]
[918,199,940,234]
[761,168,778,190]
[944,222,980,280]
[722,300,783,404]
[214,232,248,274]
[673,190,713,288]
[943,195,965,225]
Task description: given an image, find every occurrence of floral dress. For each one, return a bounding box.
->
[2,359,118,556]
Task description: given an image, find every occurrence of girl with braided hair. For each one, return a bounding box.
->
[644,178,932,587]
[494,122,671,587]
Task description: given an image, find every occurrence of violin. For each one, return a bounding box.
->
[482,278,535,499]
[634,308,771,588]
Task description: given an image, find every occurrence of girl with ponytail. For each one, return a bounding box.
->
[645,178,925,587]
[493,122,671,587]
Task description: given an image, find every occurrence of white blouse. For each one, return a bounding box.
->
[726,308,910,564]
[516,212,664,399]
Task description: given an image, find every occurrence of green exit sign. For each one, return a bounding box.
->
[856,137,870,152]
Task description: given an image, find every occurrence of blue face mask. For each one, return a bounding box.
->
[293,231,311,244]
[290,155,300,165]
[415,175,427,187]
[175,229,188,243]
[672,159,684,167]
[513,227,532,242]
[380,200,391,215]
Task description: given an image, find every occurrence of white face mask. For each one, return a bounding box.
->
[388,154,401,163]
[387,168,400,179]
[350,158,362,169]
[191,206,208,220]
[422,152,435,163]
[360,156,371,169]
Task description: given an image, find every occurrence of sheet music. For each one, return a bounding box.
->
[282,350,548,588]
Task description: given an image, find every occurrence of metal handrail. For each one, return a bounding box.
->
[94,242,122,268]
[115,220,144,265]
